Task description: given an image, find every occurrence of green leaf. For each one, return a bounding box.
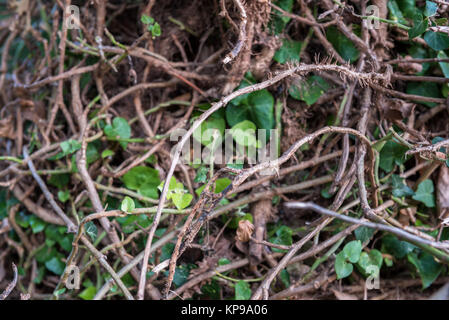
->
[101,149,114,158]
[104,117,131,149]
[424,31,449,51]
[226,89,275,136]
[29,215,46,234]
[57,190,70,203]
[354,227,375,243]
[356,250,383,277]
[408,13,427,39]
[289,75,330,106]
[343,240,362,263]
[45,257,65,275]
[280,269,290,288]
[121,196,135,213]
[201,279,221,299]
[150,23,161,38]
[248,89,275,133]
[235,280,251,300]
[123,166,160,199]
[230,120,258,147]
[335,251,354,279]
[269,0,294,35]
[391,174,415,197]
[269,226,292,253]
[79,286,97,300]
[424,1,438,17]
[194,166,208,183]
[49,139,81,160]
[227,213,253,229]
[382,234,416,259]
[412,179,436,207]
[438,51,449,78]
[406,81,441,107]
[396,0,418,18]
[273,39,302,64]
[85,221,97,241]
[407,252,443,289]
[171,192,193,210]
[193,114,225,147]
[141,15,154,25]
[379,140,409,172]
[388,0,407,24]
[326,26,360,62]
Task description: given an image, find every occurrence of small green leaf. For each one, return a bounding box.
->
[391,174,415,197]
[171,192,193,210]
[230,120,258,147]
[412,179,435,207]
[45,257,65,275]
[235,280,251,300]
[407,252,443,289]
[335,251,354,279]
[29,215,46,234]
[193,114,225,147]
[57,190,70,203]
[326,26,360,62]
[101,149,114,158]
[104,117,131,149]
[289,75,330,106]
[379,140,409,172]
[194,166,208,183]
[123,166,160,199]
[424,31,449,51]
[406,81,441,107]
[408,13,427,39]
[273,39,302,64]
[382,234,416,259]
[141,15,154,25]
[424,1,438,17]
[79,286,97,300]
[84,221,97,242]
[121,196,135,213]
[356,250,383,277]
[269,225,292,253]
[343,240,362,263]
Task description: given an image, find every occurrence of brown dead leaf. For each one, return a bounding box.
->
[236,219,254,242]
[381,98,415,121]
[0,115,15,139]
[332,289,359,300]
[437,165,449,222]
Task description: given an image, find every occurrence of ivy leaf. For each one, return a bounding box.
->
[194,166,208,183]
[104,117,131,149]
[343,240,362,263]
[85,221,97,241]
[235,280,251,300]
[354,227,375,243]
[408,13,427,39]
[335,251,354,279]
[45,257,65,275]
[57,190,70,203]
[269,0,294,35]
[387,0,407,25]
[141,15,154,25]
[412,179,436,207]
[230,120,258,147]
[424,31,449,51]
[391,174,415,197]
[123,166,160,199]
[171,192,193,210]
[379,140,409,172]
[49,139,81,160]
[438,51,449,78]
[356,250,383,277]
[226,89,275,137]
[269,226,292,253]
[193,114,225,147]
[273,39,302,64]
[424,1,438,17]
[326,26,360,62]
[289,75,330,106]
[79,286,97,300]
[407,252,443,289]
[121,196,135,213]
[382,234,416,259]
[29,215,46,234]
[406,81,441,107]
